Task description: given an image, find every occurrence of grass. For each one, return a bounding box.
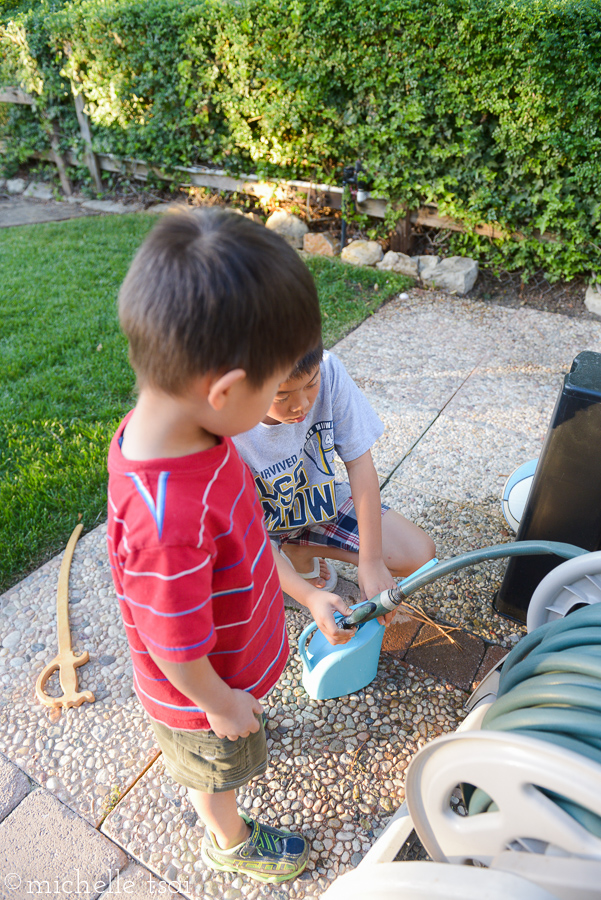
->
[0,212,411,593]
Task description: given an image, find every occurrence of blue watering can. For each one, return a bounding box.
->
[299,558,440,700]
[299,608,385,701]
[298,543,590,701]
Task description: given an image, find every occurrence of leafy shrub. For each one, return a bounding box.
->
[2,0,601,279]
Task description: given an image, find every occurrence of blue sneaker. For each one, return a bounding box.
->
[201,812,309,883]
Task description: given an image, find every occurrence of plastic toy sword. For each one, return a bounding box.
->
[35,523,95,710]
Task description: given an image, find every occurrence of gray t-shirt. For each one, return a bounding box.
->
[233,351,384,535]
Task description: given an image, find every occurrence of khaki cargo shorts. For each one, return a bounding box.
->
[150,716,268,793]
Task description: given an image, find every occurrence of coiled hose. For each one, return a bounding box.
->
[465,602,601,837]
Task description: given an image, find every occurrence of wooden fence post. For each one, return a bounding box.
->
[43,118,73,196]
[72,90,103,193]
[389,207,413,255]
[0,85,72,195]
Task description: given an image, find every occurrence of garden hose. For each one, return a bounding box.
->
[338,540,588,629]
[465,603,601,838]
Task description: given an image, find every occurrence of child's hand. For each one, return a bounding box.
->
[206,689,263,741]
[304,589,356,646]
[358,558,396,626]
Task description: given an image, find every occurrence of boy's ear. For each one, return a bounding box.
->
[207,369,247,411]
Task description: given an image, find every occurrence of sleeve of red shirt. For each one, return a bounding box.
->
[120,544,216,663]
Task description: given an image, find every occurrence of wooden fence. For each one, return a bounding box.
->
[1,85,553,249]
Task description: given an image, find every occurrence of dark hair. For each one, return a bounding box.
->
[289,340,324,379]
[118,209,321,393]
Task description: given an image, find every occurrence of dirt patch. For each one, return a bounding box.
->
[410,226,594,321]
[468,267,593,320]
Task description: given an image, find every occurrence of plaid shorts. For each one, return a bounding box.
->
[273,483,389,554]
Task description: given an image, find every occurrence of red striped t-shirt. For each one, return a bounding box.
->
[106,413,289,730]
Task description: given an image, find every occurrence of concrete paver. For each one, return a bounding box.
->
[2,206,601,896]
[404,625,486,693]
[0,789,127,900]
[0,755,31,823]
[0,198,97,227]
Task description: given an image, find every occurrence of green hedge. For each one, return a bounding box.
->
[2,0,601,279]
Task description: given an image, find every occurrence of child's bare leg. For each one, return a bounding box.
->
[285,511,435,579]
[380,510,436,576]
[188,787,250,849]
[279,544,332,587]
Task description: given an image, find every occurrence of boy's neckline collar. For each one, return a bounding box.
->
[115,413,228,466]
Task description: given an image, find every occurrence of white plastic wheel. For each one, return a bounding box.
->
[501,459,537,532]
[527,550,601,632]
[405,731,601,866]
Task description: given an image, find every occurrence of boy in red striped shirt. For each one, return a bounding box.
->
[107,209,354,884]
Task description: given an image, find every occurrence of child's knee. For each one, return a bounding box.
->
[382,512,435,572]
[419,530,436,562]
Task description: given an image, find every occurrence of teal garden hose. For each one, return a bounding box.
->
[336,538,601,838]
[465,603,601,837]
[338,541,588,629]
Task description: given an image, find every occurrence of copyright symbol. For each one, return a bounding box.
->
[5,874,21,891]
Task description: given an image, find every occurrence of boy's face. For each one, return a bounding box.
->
[224,368,291,435]
[263,364,321,425]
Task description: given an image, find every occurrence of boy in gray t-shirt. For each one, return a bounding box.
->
[233,344,435,613]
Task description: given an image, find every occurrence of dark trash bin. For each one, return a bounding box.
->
[494,351,601,622]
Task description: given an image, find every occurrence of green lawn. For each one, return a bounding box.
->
[0,212,410,593]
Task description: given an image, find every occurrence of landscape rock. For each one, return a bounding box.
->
[422,256,479,295]
[265,210,308,248]
[145,201,180,214]
[415,255,440,281]
[585,284,601,316]
[244,211,264,225]
[6,178,27,195]
[341,240,383,267]
[303,232,338,257]
[376,251,418,278]
[23,182,54,201]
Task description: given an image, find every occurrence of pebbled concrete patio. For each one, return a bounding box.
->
[1,285,601,899]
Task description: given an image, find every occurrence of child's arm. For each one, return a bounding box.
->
[272,549,355,646]
[345,448,395,612]
[147,650,263,741]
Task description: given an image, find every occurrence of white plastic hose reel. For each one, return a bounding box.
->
[320,860,558,900]
[405,731,601,868]
[463,652,507,718]
[526,550,601,632]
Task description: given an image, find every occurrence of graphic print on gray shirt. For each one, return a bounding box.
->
[233,352,384,534]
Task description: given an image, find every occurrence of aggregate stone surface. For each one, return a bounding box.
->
[387,414,544,505]
[0,525,159,826]
[375,485,525,648]
[102,609,466,899]
[97,862,186,900]
[334,292,494,386]
[364,404,439,480]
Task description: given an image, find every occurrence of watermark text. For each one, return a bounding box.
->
[4,869,189,895]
